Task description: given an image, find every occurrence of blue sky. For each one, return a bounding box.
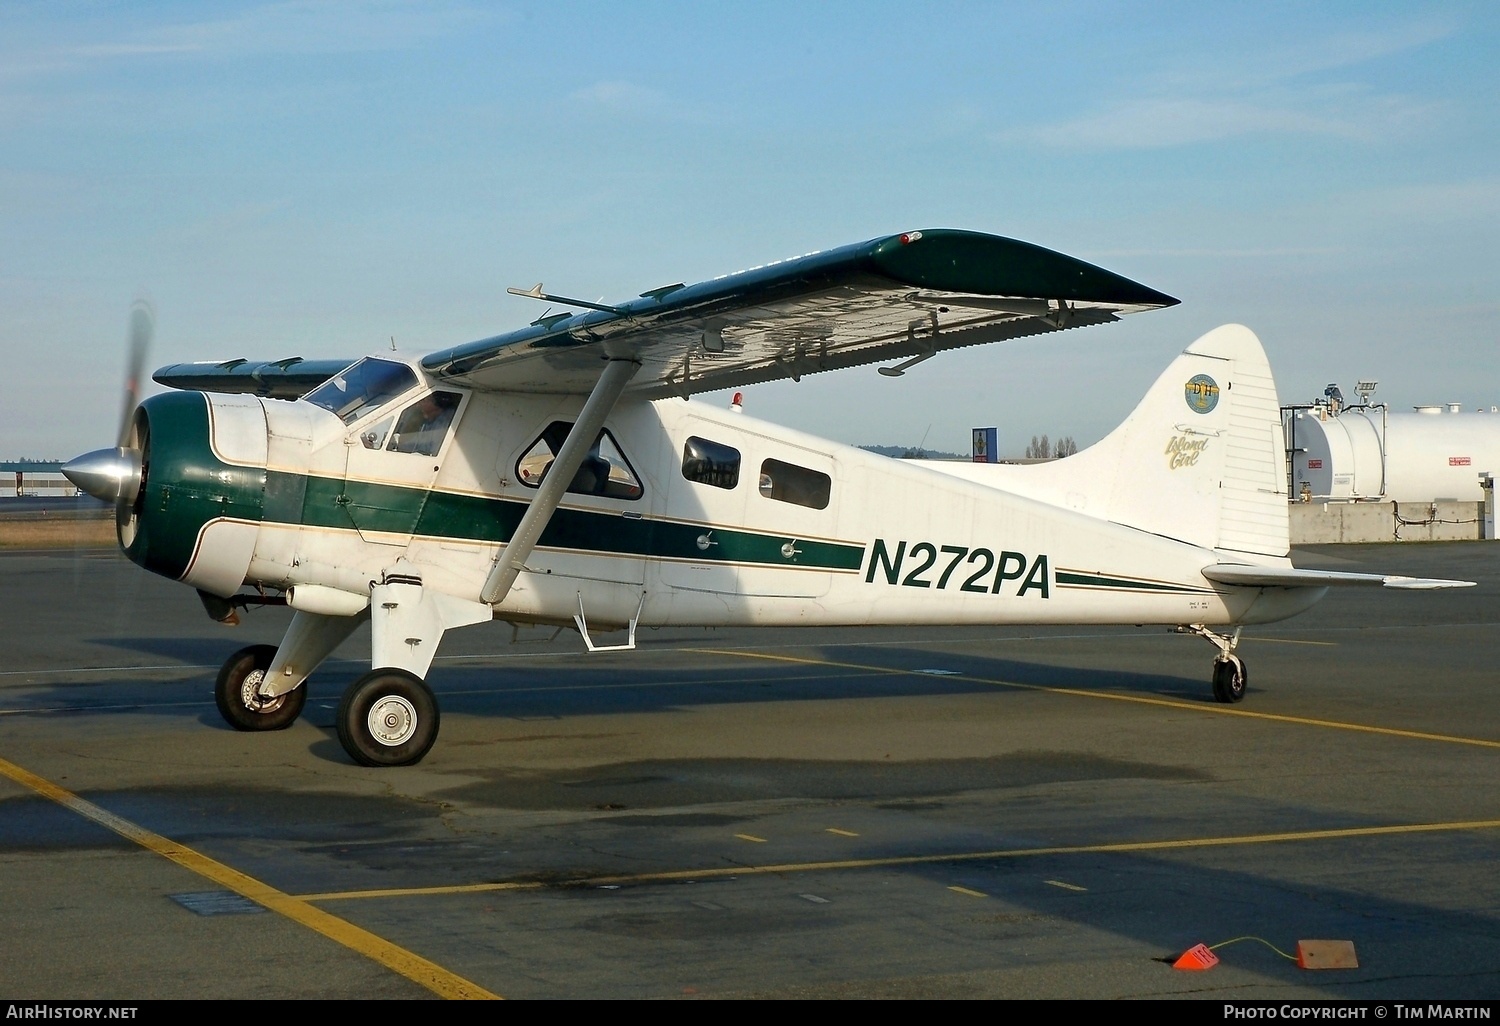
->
[4,1,1496,459]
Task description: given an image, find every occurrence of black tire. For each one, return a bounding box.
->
[336,669,440,767]
[1211,655,1248,704]
[215,644,307,731]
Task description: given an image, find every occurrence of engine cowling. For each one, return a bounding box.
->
[72,391,270,596]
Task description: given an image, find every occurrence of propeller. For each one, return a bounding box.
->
[118,299,154,447]
[62,300,155,532]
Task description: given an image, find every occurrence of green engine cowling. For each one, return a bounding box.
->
[122,391,269,595]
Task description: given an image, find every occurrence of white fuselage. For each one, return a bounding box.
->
[183,375,1315,636]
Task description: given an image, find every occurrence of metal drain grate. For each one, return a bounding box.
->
[169,891,266,917]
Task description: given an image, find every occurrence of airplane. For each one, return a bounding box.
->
[62,228,1474,767]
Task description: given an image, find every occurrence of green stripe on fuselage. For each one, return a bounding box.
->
[131,395,863,582]
[278,471,864,570]
[1054,569,1212,594]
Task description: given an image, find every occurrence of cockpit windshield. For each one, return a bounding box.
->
[304,358,418,425]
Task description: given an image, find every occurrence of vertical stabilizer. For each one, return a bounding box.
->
[988,324,1288,557]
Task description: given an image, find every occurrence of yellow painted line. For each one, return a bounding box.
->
[1046,879,1088,892]
[297,818,1500,902]
[298,880,545,902]
[688,648,1500,750]
[826,828,859,837]
[948,885,987,898]
[736,833,768,843]
[0,755,498,1000]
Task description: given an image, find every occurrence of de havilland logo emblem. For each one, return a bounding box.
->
[1184,374,1220,414]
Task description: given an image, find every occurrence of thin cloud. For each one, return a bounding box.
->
[2,1,498,78]
[1338,177,1500,223]
[566,79,714,124]
[569,80,672,114]
[67,42,203,58]
[1018,89,1439,149]
[1089,246,1347,259]
[143,0,498,57]
[1156,18,1458,93]
[1009,17,1456,151]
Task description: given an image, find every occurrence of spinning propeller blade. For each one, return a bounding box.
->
[119,299,154,448]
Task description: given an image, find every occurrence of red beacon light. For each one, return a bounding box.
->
[730,392,744,413]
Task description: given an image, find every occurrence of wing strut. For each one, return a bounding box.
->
[480,358,641,606]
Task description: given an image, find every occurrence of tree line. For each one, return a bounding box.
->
[1024,434,1078,459]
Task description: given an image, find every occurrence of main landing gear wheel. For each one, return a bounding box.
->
[215,644,307,731]
[1211,654,1248,704]
[336,669,440,767]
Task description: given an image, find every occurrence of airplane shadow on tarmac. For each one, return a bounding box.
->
[63,636,1226,733]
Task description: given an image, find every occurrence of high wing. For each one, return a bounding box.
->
[1203,565,1475,590]
[424,229,1177,396]
[153,229,1176,399]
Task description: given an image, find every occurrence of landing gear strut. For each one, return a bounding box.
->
[1177,624,1248,704]
[215,644,308,730]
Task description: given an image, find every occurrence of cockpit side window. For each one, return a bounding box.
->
[359,415,395,450]
[516,422,643,500]
[305,358,418,425]
[387,391,462,456]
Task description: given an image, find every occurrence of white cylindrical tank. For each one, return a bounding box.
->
[1288,406,1500,502]
[1289,407,1384,499]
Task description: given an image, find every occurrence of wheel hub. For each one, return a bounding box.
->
[239,668,285,713]
[368,695,418,746]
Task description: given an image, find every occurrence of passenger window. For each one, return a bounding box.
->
[682,436,740,490]
[387,391,462,456]
[759,458,830,510]
[516,421,643,500]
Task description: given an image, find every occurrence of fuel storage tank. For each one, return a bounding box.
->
[1287,401,1500,502]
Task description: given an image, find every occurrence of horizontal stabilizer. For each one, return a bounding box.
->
[1203,564,1475,590]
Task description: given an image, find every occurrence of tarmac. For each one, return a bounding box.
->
[0,541,1496,1000]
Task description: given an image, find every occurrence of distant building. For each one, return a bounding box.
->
[1,461,75,497]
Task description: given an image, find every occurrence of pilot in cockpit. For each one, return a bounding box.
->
[389,391,460,456]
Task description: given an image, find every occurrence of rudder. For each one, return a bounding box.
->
[990,324,1288,557]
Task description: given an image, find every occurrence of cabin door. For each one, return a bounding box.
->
[339,391,465,547]
[659,422,842,599]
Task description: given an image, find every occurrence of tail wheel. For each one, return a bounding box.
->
[336,669,440,767]
[1211,654,1248,704]
[215,644,307,731]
